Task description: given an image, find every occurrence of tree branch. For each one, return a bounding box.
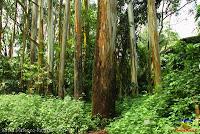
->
[163,0,195,20]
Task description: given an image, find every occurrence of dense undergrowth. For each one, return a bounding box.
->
[107,42,200,134]
[0,42,199,134]
[0,94,98,134]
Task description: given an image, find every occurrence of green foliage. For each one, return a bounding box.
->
[0,57,20,93]
[107,95,199,134]
[137,27,179,92]
[195,4,200,21]
[0,94,98,133]
[107,96,174,134]
[23,62,52,94]
[107,42,200,134]
[0,56,53,94]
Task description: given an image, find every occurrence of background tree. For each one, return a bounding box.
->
[19,0,29,88]
[148,0,162,91]
[8,0,17,58]
[0,2,2,56]
[74,0,83,99]
[38,0,44,66]
[30,0,38,63]
[128,0,138,96]
[82,0,89,99]
[47,0,54,93]
[58,0,70,98]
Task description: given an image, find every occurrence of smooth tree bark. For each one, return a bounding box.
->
[147,0,162,91]
[58,0,63,46]
[30,0,38,63]
[47,0,54,94]
[0,3,2,56]
[74,0,83,99]
[82,0,89,98]
[82,0,89,64]
[9,1,17,58]
[58,0,70,98]
[56,0,63,93]
[83,0,89,47]
[47,0,54,74]
[38,0,44,66]
[20,0,28,88]
[127,0,138,96]
[92,0,117,118]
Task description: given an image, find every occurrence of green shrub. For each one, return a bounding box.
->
[0,57,20,94]
[107,96,172,134]
[107,42,200,134]
[0,94,97,133]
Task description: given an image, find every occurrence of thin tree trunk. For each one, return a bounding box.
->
[0,2,2,56]
[47,0,54,74]
[82,0,88,68]
[92,0,117,118]
[82,0,90,99]
[56,0,63,94]
[58,0,70,98]
[20,0,28,88]
[147,0,162,91]
[47,0,54,94]
[25,0,31,53]
[74,0,83,99]
[30,0,38,63]
[38,0,44,66]
[58,0,63,46]
[9,1,17,58]
[127,0,138,96]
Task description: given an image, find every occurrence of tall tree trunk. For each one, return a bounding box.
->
[0,2,2,56]
[128,0,138,96]
[58,0,70,98]
[30,0,38,64]
[58,0,63,46]
[47,0,54,94]
[82,0,88,68]
[82,0,90,99]
[56,0,63,94]
[92,0,117,118]
[20,0,28,88]
[38,0,44,66]
[83,0,88,50]
[9,1,17,58]
[74,0,83,99]
[147,0,162,91]
[47,0,54,73]
[26,0,31,53]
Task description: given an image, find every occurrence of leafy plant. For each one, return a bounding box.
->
[0,93,98,134]
[107,41,200,134]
